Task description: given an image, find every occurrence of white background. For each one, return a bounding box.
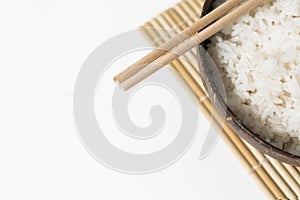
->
[0,0,266,199]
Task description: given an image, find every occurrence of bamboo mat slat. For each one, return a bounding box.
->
[139,0,300,199]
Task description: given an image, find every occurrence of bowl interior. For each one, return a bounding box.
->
[197,0,300,166]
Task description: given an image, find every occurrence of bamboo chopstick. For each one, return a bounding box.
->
[115,0,265,91]
[113,0,243,84]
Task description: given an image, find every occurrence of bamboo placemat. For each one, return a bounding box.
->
[139,0,300,199]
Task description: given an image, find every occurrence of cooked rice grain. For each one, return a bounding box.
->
[208,0,300,156]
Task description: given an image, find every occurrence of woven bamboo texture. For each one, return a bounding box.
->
[139,0,300,199]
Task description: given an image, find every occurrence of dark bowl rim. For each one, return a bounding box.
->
[197,0,300,166]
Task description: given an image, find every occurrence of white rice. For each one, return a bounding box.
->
[208,0,300,156]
